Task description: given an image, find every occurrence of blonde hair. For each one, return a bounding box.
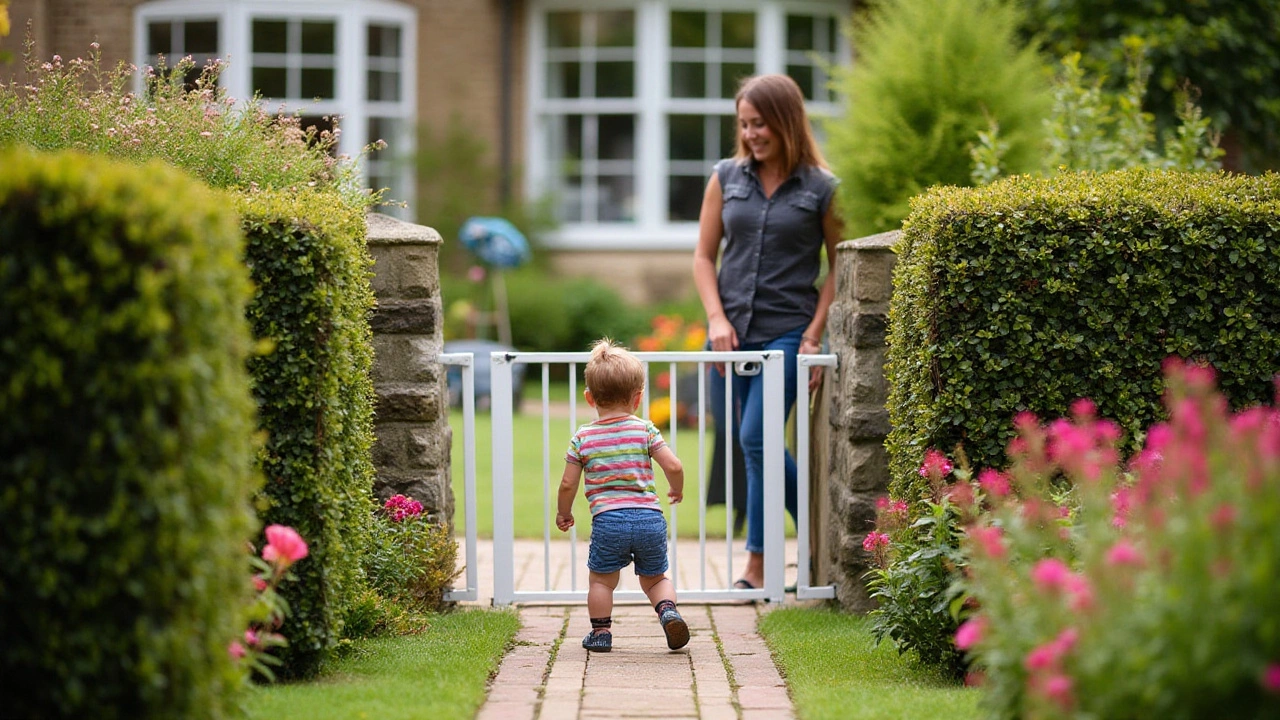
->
[584,338,646,410]
[734,74,828,174]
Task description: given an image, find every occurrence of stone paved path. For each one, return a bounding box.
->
[466,540,807,720]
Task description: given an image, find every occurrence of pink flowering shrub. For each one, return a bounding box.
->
[356,494,459,621]
[233,525,310,682]
[960,360,1280,719]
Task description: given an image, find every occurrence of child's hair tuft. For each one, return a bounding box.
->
[585,337,646,410]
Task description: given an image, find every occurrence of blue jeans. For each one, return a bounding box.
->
[734,327,802,554]
[587,508,669,576]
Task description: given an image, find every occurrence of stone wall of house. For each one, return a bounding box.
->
[826,230,900,611]
[366,213,453,524]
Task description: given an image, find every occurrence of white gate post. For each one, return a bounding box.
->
[491,352,516,606]
[762,350,786,603]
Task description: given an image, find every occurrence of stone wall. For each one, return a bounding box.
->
[366,213,453,525]
[825,230,900,611]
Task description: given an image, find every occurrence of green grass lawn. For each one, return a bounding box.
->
[759,608,982,720]
[244,609,519,720]
[449,406,797,540]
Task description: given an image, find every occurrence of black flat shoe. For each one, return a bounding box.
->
[582,630,612,652]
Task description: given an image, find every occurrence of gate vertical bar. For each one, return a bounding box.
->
[796,355,812,599]
[491,353,516,606]
[762,350,786,603]
[668,361,678,591]
[541,363,551,590]
[442,353,477,602]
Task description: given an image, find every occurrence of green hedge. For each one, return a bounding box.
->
[887,169,1280,503]
[0,149,259,718]
[236,189,376,677]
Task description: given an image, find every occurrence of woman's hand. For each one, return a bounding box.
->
[800,334,824,392]
[707,315,738,376]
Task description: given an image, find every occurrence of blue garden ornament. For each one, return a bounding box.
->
[459,216,531,269]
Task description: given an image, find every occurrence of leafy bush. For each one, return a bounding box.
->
[362,495,459,616]
[501,269,646,352]
[971,46,1224,184]
[887,169,1280,507]
[826,0,1050,238]
[0,149,259,718]
[865,456,971,680]
[957,361,1280,718]
[236,189,377,678]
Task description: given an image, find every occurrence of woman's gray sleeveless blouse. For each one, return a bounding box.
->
[714,158,839,345]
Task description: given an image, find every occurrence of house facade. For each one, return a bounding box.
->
[5,0,853,302]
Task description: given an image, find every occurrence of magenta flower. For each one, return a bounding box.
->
[1070,398,1097,420]
[967,525,1007,559]
[252,576,268,592]
[977,468,1010,497]
[1104,540,1143,567]
[245,629,259,648]
[955,617,986,650]
[385,493,425,522]
[262,524,309,567]
[862,531,890,552]
[1263,663,1280,694]
[1040,673,1074,710]
[228,641,246,660]
[918,449,953,479]
[1031,558,1072,592]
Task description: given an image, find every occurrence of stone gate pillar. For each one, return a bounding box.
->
[365,213,453,525]
[827,230,899,611]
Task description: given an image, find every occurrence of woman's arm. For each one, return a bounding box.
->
[693,172,738,354]
[801,201,844,390]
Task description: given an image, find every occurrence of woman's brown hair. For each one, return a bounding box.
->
[734,74,828,174]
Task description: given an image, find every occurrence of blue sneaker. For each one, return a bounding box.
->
[582,630,612,652]
[659,608,689,650]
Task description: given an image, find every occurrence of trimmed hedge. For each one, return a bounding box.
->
[236,189,376,678]
[0,149,259,717]
[887,169,1280,503]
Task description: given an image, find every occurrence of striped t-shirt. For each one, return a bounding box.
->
[565,415,667,516]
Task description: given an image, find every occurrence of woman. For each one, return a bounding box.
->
[692,74,842,592]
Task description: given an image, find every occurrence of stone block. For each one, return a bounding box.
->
[829,440,889,493]
[370,298,439,335]
[841,405,890,440]
[373,335,443,384]
[376,382,443,423]
[836,347,889,406]
[853,249,897,308]
[851,313,887,349]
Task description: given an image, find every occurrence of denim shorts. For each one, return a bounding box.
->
[587,508,669,576]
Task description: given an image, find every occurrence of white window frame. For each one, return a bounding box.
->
[134,0,417,216]
[527,0,849,251]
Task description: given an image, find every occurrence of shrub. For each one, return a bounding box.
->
[0,149,259,718]
[958,361,1280,718]
[887,169,1280,507]
[502,268,645,352]
[236,189,377,677]
[362,494,460,616]
[826,0,1050,238]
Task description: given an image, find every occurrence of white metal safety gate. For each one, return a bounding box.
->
[456,349,837,607]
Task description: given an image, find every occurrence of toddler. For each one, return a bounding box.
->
[556,338,688,652]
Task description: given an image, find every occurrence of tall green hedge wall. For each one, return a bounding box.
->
[0,149,260,718]
[887,169,1280,503]
[236,189,376,677]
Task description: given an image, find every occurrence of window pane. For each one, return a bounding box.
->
[368,69,400,101]
[185,21,219,54]
[668,175,706,222]
[548,114,583,165]
[597,11,634,48]
[301,67,335,99]
[670,11,705,48]
[368,25,401,58]
[787,15,814,50]
[598,175,634,222]
[547,11,581,48]
[595,61,634,98]
[547,61,581,99]
[368,116,399,157]
[668,115,703,161]
[598,115,634,160]
[301,21,336,54]
[720,115,738,157]
[722,62,754,98]
[829,19,839,55]
[789,64,814,100]
[252,66,287,97]
[148,22,172,55]
[253,20,287,53]
[722,12,755,49]
[671,62,705,98]
[560,174,583,223]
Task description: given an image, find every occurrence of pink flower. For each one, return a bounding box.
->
[890,500,909,516]
[228,641,246,659]
[876,496,888,511]
[384,493,425,522]
[1105,540,1143,567]
[947,481,976,510]
[1210,503,1237,530]
[918,449,953,479]
[977,468,1010,497]
[1263,663,1280,694]
[1025,643,1058,671]
[1070,398,1096,420]
[262,524,309,566]
[1040,673,1074,710]
[245,629,259,648]
[468,265,486,283]
[862,531,890,552]
[954,617,986,650]
[252,576,268,592]
[1031,558,1072,592]
[967,525,1007,559]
